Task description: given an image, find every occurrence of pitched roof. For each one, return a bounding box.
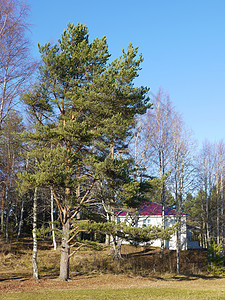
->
[116,201,186,217]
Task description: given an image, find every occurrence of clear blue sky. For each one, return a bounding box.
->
[28,0,225,147]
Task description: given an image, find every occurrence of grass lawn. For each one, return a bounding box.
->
[1,274,225,299]
[1,285,225,300]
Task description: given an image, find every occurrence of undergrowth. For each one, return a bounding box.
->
[0,238,210,279]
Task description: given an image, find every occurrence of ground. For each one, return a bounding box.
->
[1,274,225,299]
[0,238,225,299]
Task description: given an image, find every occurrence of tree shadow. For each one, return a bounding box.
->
[0,275,31,282]
[171,274,222,281]
[122,247,158,258]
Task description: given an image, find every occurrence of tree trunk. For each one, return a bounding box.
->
[16,197,24,242]
[5,206,9,243]
[5,187,10,243]
[109,235,122,260]
[176,193,182,274]
[176,216,181,274]
[1,186,6,232]
[105,211,110,245]
[113,238,122,260]
[206,193,211,250]
[216,189,220,245]
[50,188,57,250]
[221,176,224,259]
[32,187,39,279]
[59,218,70,281]
[161,174,166,252]
[176,245,180,274]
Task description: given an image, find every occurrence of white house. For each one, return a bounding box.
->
[116,201,187,250]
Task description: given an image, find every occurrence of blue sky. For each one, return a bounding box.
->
[28,0,225,147]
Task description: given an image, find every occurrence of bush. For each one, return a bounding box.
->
[208,241,225,275]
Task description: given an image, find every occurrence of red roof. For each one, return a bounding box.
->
[116,202,185,217]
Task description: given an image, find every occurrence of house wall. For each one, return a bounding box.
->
[117,214,187,250]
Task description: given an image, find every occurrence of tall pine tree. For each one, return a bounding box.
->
[19,23,149,280]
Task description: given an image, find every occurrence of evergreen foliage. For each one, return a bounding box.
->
[208,241,225,274]
[17,22,150,280]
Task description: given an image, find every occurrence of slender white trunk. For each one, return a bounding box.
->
[5,188,9,243]
[216,183,220,244]
[0,56,9,126]
[50,187,57,250]
[5,211,9,243]
[105,211,110,245]
[160,156,165,250]
[221,174,224,257]
[32,187,38,279]
[1,186,6,232]
[16,197,24,242]
[176,195,182,274]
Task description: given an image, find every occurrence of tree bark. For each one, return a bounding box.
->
[16,197,24,242]
[176,198,181,274]
[59,218,70,281]
[1,186,6,232]
[32,187,38,279]
[50,187,57,250]
[5,193,9,243]
[111,236,122,260]
[221,174,224,258]
[105,211,110,245]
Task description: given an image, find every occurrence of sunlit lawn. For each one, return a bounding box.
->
[1,286,225,300]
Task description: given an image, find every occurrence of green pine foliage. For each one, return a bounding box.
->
[77,220,176,245]
[208,241,225,275]
[19,22,150,216]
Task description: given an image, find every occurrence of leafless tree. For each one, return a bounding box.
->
[0,110,24,237]
[0,0,35,127]
[142,89,175,249]
[170,112,196,273]
[197,141,216,249]
[214,141,225,247]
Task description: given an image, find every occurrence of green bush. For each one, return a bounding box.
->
[208,241,225,275]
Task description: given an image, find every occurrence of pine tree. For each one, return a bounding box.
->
[18,23,149,280]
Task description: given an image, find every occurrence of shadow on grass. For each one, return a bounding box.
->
[122,248,156,258]
[171,274,222,281]
[0,274,31,282]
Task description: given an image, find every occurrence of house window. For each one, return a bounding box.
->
[143,219,146,227]
[117,217,120,224]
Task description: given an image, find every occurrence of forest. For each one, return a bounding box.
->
[0,0,225,283]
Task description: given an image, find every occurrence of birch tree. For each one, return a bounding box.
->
[214,141,225,246]
[0,0,35,127]
[32,187,38,279]
[0,110,24,237]
[142,89,174,249]
[197,141,215,249]
[170,112,196,273]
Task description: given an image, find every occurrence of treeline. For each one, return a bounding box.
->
[134,91,225,251]
[0,0,224,280]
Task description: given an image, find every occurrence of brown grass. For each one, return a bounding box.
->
[0,237,221,296]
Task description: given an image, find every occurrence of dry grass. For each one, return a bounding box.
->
[0,237,223,299]
[0,239,208,279]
